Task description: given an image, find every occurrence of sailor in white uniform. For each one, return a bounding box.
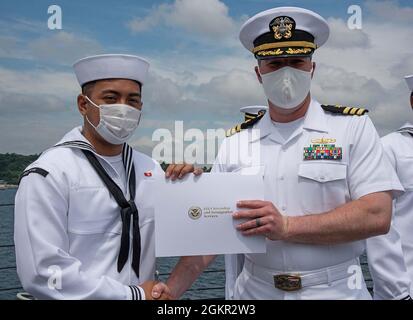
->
[14,54,199,300]
[366,75,413,300]
[151,7,403,300]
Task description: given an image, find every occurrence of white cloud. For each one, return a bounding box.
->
[143,72,185,110]
[130,1,403,138]
[310,63,412,134]
[316,21,412,88]
[0,90,66,114]
[128,0,236,39]
[365,0,413,24]
[0,117,79,155]
[312,64,386,107]
[0,67,81,153]
[198,69,265,107]
[28,31,104,65]
[141,67,266,120]
[311,1,413,135]
[0,17,104,65]
[0,36,19,58]
[391,59,413,80]
[168,0,235,38]
[148,53,253,87]
[0,18,45,36]
[325,18,371,49]
[2,0,413,156]
[0,67,78,99]
[127,4,169,32]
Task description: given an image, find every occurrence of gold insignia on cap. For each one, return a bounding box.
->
[270,16,295,40]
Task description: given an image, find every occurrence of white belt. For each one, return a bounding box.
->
[244,258,360,291]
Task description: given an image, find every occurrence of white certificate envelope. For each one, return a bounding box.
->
[154,173,266,257]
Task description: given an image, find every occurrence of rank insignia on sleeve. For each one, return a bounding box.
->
[18,167,49,184]
[303,138,342,161]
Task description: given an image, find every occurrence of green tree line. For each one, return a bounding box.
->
[0,155,212,185]
[0,153,39,185]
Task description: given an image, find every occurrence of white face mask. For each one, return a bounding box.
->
[84,96,142,145]
[260,66,312,110]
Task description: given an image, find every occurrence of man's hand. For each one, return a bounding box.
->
[151,282,175,300]
[165,164,203,181]
[233,200,289,241]
[140,280,172,300]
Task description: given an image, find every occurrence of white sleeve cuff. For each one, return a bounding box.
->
[128,285,145,300]
[352,183,404,201]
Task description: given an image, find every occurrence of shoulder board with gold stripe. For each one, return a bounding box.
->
[226,110,266,137]
[321,104,369,116]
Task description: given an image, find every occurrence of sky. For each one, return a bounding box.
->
[0,0,412,161]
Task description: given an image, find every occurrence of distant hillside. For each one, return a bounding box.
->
[0,155,211,185]
[0,153,39,185]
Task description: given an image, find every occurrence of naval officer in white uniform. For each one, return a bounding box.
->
[366,75,413,300]
[151,7,403,300]
[14,54,200,300]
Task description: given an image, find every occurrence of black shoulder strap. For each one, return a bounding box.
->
[321,104,369,116]
[226,110,266,137]
[81,149,131,208]
[129,163,136,200]
[396,127,413,138]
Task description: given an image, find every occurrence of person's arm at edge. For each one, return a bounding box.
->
[152,255,216,299]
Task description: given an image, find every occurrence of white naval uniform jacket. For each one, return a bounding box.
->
[14,127,163,299]
[366,123,413,300]
[212,99,404,300]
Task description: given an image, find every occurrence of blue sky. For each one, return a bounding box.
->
[2,0,411,63]
[0,0,412,160]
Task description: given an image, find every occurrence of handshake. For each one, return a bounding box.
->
[140,280,174,300]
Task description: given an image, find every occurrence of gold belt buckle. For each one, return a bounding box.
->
[273,274,302,291]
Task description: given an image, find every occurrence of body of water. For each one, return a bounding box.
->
[0,189,371,300]
[0,188,225,300]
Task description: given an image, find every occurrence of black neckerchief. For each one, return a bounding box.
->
[55,140,141,277]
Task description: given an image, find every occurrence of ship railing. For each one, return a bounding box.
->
[0,203,373,299]
[0,203,225,299]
